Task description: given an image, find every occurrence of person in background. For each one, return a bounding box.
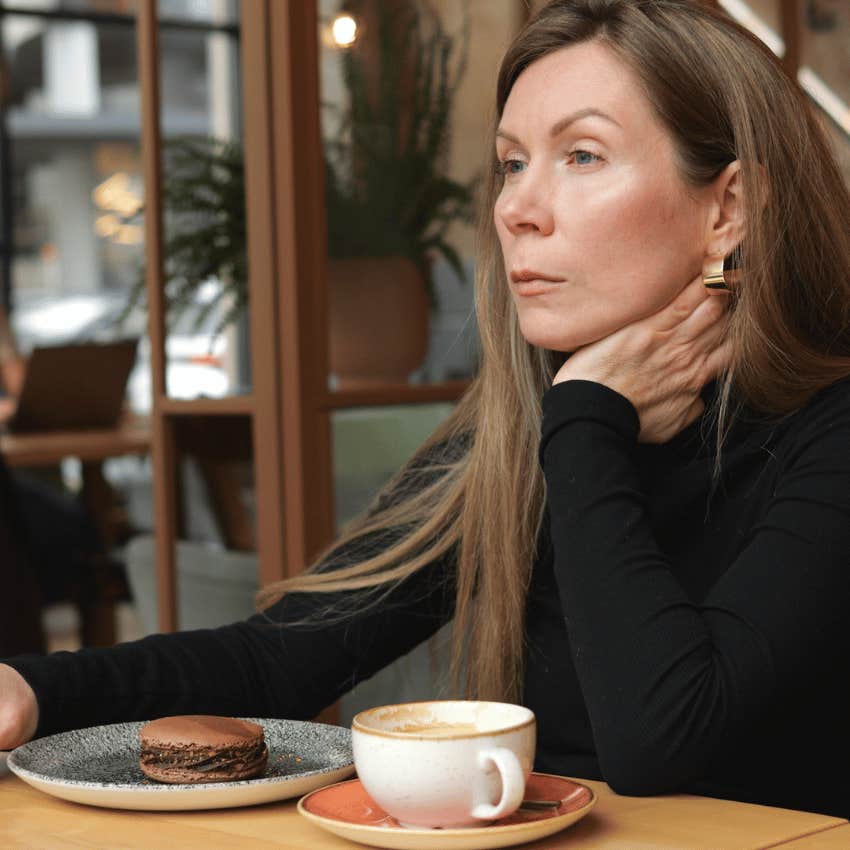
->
[2,0,850,817]
[0,303,118,654]
[0,303,25,410]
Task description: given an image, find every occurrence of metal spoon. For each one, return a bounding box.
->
[519,799,562,811]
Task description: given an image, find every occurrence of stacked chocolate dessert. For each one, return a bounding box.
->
[139,715,268,784]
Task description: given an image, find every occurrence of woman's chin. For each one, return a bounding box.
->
[517,311,617,353]
[517,322,591,353]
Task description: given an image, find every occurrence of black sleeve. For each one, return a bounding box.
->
[539,379,850,796]
[4,442,463,738]
[5,540,455,738]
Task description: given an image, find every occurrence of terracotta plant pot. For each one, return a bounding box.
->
[328,256,430,388]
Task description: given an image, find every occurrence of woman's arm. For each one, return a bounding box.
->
[540,377,850,795]
[3,543,454,740]
[1,441,462,741]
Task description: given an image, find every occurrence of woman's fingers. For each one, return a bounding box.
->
[0,664,39,749]
[674,309,730,390]
[677,294,727,341]
[691,299,729,347]
[682,395,706,428]
[702,339,733,381]
[655,274,711,331]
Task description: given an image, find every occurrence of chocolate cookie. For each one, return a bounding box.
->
[139,715,268,784]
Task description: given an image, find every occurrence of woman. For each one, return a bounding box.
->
[3,0,850,816]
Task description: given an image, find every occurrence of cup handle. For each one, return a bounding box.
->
[470,747,525,821]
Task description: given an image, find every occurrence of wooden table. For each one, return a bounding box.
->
[777,826,850,848]
[0,416,150,469]
[1,762,846,850]
[0,416,151,649]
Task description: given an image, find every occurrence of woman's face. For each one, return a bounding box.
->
[494,41,714,352]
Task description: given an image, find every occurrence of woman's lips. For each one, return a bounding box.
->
[510,270,565,296]
[512,279,563,297]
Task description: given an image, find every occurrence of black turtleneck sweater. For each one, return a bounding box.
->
[6,378,850,816]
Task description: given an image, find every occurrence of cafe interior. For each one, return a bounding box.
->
[0,0,849,846]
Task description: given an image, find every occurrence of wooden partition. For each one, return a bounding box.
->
[136,0,467,632]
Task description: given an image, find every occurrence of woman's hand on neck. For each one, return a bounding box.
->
[553,273,731,444]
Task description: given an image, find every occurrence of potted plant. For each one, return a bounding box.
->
[120,136,247,340]
[324,0,475,386]
[123,1,474,387]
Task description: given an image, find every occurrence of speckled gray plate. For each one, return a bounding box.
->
[7,718,354,811]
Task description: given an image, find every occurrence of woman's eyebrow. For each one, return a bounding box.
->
[496,107,621,144]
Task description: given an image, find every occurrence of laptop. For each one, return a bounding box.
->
[7,338,139,433]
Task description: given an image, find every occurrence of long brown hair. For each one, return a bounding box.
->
[257,0,850,703]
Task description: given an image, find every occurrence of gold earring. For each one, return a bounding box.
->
[702,254,739,293]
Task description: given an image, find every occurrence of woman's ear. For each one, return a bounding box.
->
[703,161,747,257]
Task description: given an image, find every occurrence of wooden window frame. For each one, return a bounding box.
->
[137,0,469,632]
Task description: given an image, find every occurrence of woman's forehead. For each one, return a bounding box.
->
[500,41,653,137]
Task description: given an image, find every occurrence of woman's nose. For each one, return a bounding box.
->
[496,170,555,237]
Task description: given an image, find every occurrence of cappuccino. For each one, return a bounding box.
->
[352,700,536,828]
[393,721,480,736]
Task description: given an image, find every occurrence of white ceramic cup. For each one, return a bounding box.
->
[351,700,536,829]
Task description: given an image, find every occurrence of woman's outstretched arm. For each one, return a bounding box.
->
[2,539,455,743]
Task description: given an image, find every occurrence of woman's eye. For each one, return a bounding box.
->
[495,158,527,177]
[571,150,601,166]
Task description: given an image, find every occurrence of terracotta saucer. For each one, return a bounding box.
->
[297,771,596,850]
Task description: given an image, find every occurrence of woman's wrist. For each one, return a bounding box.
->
[540,380,640,468]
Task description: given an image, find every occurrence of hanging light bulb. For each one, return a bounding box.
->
[330,13,358,48]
